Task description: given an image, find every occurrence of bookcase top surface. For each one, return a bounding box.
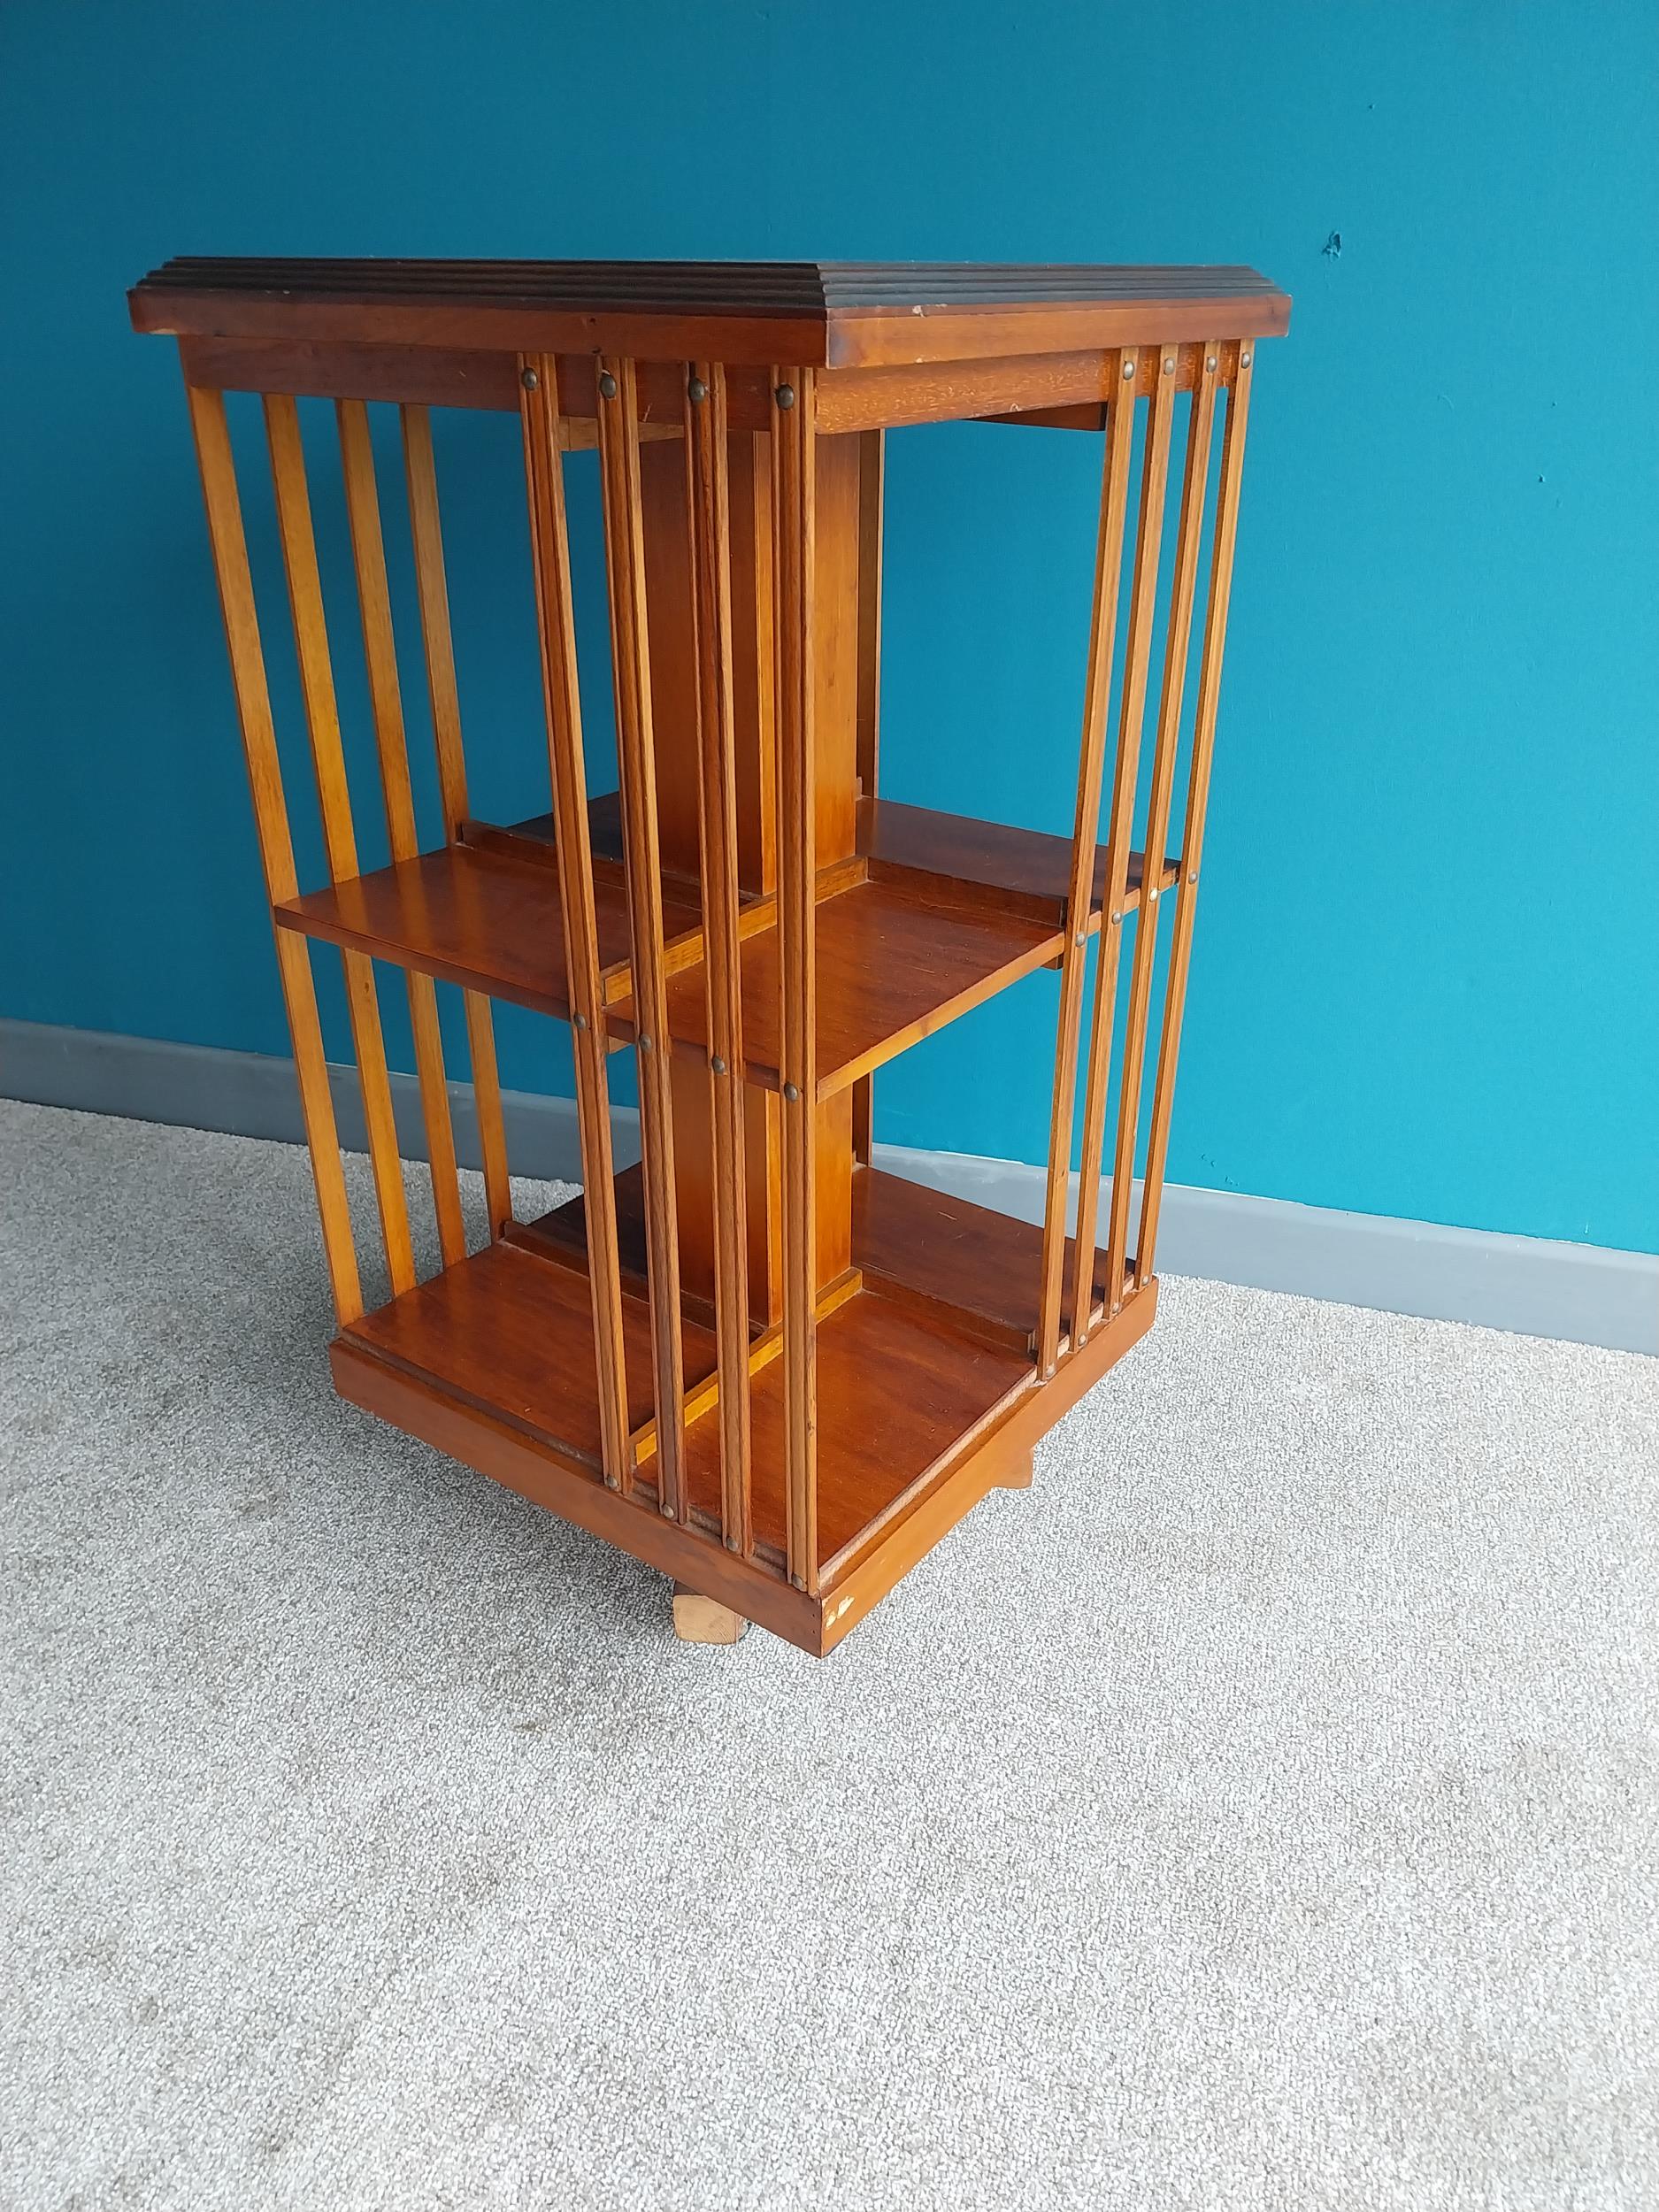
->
[129,257,1289,367]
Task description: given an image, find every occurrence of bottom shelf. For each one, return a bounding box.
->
[343,1227,1032,1578]
[512,1161,1114,1359]
[334,1167,1152,1650]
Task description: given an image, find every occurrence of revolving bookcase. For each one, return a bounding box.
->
[129,258,1288,1655]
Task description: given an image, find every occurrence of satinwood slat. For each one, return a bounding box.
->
[1068,353,1173,1333]
[595,355,688,1521]
[772,367,819,1592]
[184,381,362,1326]
[336,397,467,1270]
[400,401,513,1237]
[1036,348,1140,1375]
[1137,349,1256,1281]
[686,360,755,1555]
[263,392,415,1298]
[518,353,633,1494]
[1073,350,1204,1337]
[1102,346,1217,1314]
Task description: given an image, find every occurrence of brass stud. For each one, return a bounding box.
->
[638,1033,653,1053]
[1121,358,1135,379]
[1162,356,1175,373]
[710,1055,727,1075]
[783,1081,800,1102]
[520,367,539,390]
[598,371,618,399]
[1073,931,1087,948]
[572,1011,588,1032]
[688,376,709,403]
[774,383,795,410]
[603,1473,619,1491]
[1110,910,1123,926]
[1205,354,1217,372]
[1240,349,1253,367]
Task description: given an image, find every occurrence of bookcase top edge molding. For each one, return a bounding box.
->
[129,254,1291,385]
[134,248,1287,1658]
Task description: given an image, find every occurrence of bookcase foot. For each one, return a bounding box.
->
[999,1448,1035,1491]
[672,1582,749,1645]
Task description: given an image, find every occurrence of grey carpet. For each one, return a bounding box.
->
[2,1097,1655,2212]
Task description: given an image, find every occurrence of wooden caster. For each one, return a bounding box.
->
[672,1583,749,1645]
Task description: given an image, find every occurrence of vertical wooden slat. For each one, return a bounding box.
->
[398,404,470,839]
[855,427,885,800]
[184,380,362,1326]
[851,427,884,1170]
[401,403,513,1239]
[1071,341,1212,1327]
[595,356,687,1523]
[263,394,415,1298]
[518,354,632,1492]
[1137,346,1256,1282]
[1034,349,1142,1375]
[1102,347,1218,1314]
[772,368,819,1594]
[686,361,754,1556]
[460,994,512,1234]
[336,399,467,1270]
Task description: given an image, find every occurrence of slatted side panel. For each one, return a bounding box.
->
[519,354,633,1493]
[335,399,468,1270]
[263,394,416,1298]
[1035,347,1141,1375]
[772,369,819,1594]
[1040,338,1252,1356]
[1136,347,1256,1279]
[1101,345,1220,1313]
[595,357,688,1524]
[685,362,755,1557]
[401,402,515,1240]
[184,381,364,1325]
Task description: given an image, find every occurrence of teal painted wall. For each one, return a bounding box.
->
[3,0,1655,1251]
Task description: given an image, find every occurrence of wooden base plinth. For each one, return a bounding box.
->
[672,1583,749,1645]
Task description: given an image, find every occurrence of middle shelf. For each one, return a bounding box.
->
[274,791,1175,1101]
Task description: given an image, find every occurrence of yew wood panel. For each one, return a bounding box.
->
[341,1234,1025,1575]
[608,875,1061,1095]
[850,1164,1110,1355]
[495,791,1172,930]
[180,335,519,411]
[677,1286,1031,1563]
[817,1283,1158,1649]
[812,434,863,866]
[512,1164,655,1303]
[517,1159,1110,1361]
[857,795,1171,922]
[272,841,699,1019]
[134,259,1289,371]
[343,1239,718,1475]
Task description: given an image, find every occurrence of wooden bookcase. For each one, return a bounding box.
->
[129,259,1289,1656]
